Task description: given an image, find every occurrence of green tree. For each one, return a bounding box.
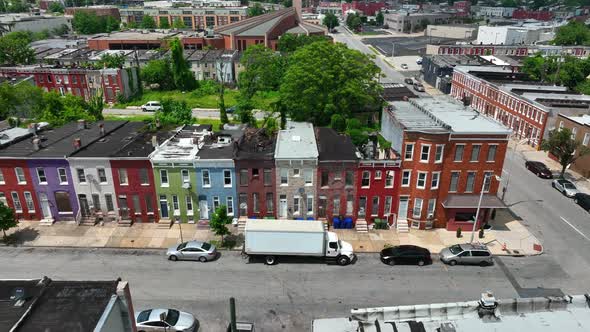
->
[87,91,104,121]
[323,13,339,31]
[419,18,430,30]
[159,16,170,29]
[541,128,590,178]
[141,59,175,90]
[279,41,382,125]
[96,53,126,68]
[248,3,265,16]
[52,24,70,36]
[141,15,157,29]
[553,21,590,46]
[347,128,368,149]
[105,16,120,32]
[330,114,346,133]
[0,202,17,242]
[7,0,27,13]
[48,1,64,13]
[376,11,384,26]
[349,16,362,32]
[238,45,284,99]
[72,12,120,34]
[522,53,551,81]
[172,18,186,29]
[0,32,34,65]
[276,33,328,53]
[210,205,232,243]
[501,0,517,6]
[169,38,197,91]
[156,99,193,125]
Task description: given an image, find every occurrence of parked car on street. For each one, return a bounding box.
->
[226,106,237,114]
[574,193,590,212]
[416,57,423,65]
[167,241,217,262]
[141,101,162,112]
[552,179,579,197]
[401,63,408,69]
[380,245,431,266]
[440,243,493,266]
[135,308,199,332]
[404,77,414,85]
[525,161,553,178]
[413,82,425,92]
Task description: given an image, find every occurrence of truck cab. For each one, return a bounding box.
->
[326,231,355,264]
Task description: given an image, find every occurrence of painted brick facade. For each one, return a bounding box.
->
[355,158,402,225]
[110,160,159,223]
[194,162,237,220]
[0,160,40,220]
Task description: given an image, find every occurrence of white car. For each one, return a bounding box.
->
[135,308,198,332]
[400,63,408,69]
[552,179,579,198]
[141,101,162,112]
[416,57,423,65]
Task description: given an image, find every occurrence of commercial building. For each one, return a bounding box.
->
[476,25,555,46]
[425,24,477,40]
[556,114,590,178]
[341,1,387,16]
[65,5,122,21]
[0,14,69,36]
[316,1,342,15]
[120,6,248,30]
[381,97,510,231]
[384,12,454,33]
[474,6,516,18]
[512,8,553,21]
[426,44,590,58]
[87,31,183,50]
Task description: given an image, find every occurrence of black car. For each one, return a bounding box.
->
[380,245,431,266]
[404,78,413,85]
[574,193,590,212]
[525,161,553,179]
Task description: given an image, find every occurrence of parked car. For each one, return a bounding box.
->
[552,179,579,197]
[404,77,414,85]
[167,241,217,262]
[380,245,431,266]
[401,63,408,69]
[141,101,162,112]
[439,243,493,266]
[574,193,590,212]
[416,57,423,65]
[226,106,237,114]
[413,82,425,92]
[525,161,553,178]
[135,308,198,332]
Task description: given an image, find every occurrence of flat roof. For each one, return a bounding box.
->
[245,219,325,233]
[562,114,590,126]
[196,130,243,160]
[274,121,318,160]
[110,128,176,158]
[89,30,181,41]
[385,101,449,133]
[150,124,212,162]
[316,127,358,162]
[235,128,276,160]
[69,122,146,158]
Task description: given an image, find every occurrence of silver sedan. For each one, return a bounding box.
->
[167,241,217,262]
[552,179,579,198]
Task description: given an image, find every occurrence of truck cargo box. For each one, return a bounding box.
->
[244,219,326,256]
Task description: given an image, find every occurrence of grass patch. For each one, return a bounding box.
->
[368,46,380,55]
[104,114,154,122]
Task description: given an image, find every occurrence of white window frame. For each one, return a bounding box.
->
[160,169,169,187]
[454,144,465,162]
[404,143,414,161]
[77,168,87,184]
[97,168,108,184]
[584,133,590,146]
[413,198,423,219]
[185,196,193,215]
[361,170,371,188]
[401,170,411,187]
[139,168,149,186]
[223,169,232,187]
[58,168,68,184]
[483,171,494,193]
[293,196,301,215]
[11,192,22,212]
[449,171,460,192]
[0,169,4,184]
[226,196,234,216]
[420,144,431,163]
[375,170,382,179]
[172,195,180,215]
[304,169,313,186]
[416,172,427,189]
[427,199,436,218]
[306,195,314,215]
[385,170,394,188]
[293,168,300,177]
[371,196,379,216]
[24,191,34,212]
[435,144,444,163]
[384,196,392,215]
[181,169,190,184]
[213,196,220,211]
[280,168,288,186]
[15,167,26,184]
[202,169,211,188]
[431,171,440,189]
[118,168,128,186]
[36,168,47,184]
[572,127,577,139]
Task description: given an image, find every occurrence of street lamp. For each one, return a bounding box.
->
[470,173,501,243]
[501,137,528,201]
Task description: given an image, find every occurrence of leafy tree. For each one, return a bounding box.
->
[172,18,186,29]
[541,128,590,178]
[142,59,175,90]
[330,114,346,133]
[32,30,50,41]
[348,15,362,32]
[156,99,193,125]
[347,128,368,149]
[87,91,104,121]
[52,24,69,36]
[210,205,232,243]
[0,202,17,242]
[521,53,549,81]
[169,38,197,91]
[376,11,384,26]
[0,32,34,65]
[159,16,170,29]
[501,0,517,6]
[73,12,120,34]
[323,13,339,31]
[48,1,64,13]
[522,53,590,88]
[419,19,430,30]
[248,3,265,16]
[279,41,382,126]
[96,53,125,68]
[105,16,120,32]
[276,33,328,53]
[239,45,284,99]
[6,0,28,13]
[141,15,157,29]
[553,21,590,46]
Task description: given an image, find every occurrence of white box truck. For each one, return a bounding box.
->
[242,219,356,266]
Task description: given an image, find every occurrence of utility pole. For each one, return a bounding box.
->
[229,297,237,332]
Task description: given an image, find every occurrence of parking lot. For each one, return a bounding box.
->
[363,36,458,56]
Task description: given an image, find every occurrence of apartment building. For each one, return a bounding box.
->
[556,114,590,178]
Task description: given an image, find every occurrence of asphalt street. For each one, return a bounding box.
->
[103,108,266,120]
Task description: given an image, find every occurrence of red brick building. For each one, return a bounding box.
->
[428,44,590,58]
[512,9,553,21]
[0,159,40,221]
[381,98,510,231]
[341,1,387,16]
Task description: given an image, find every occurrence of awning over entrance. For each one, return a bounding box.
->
[442,194,507,209]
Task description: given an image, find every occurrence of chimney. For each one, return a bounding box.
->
[99,123,105,136]
[77,119,86,130]
[73,137,81,149]
[28,123,37,136]
[192,136,200,145]
[32,137,40,151]
[294,0,302,20]
[151,135,158,147]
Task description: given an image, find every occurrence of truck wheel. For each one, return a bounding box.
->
[265,256,276,265]
[337,256,351,266]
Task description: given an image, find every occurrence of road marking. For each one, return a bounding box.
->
[559,216,590,241]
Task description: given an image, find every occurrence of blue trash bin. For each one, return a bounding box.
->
[295,217,304,220]
[344,217,353,229]
[307,217,314,221]
[332,217,341,229]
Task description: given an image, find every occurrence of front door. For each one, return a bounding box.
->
[39,193,51,218]
[398,197,409,220]
[78,195,90,217]
[118,196,129,220]
[199,200,209,220]
[279,196,287,218]
[159,195,169,219]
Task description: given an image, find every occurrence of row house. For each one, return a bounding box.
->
[555,114,590,178]
[427,44,590,58]
[194,130,243,220]
[234,128,277,219]
[381,97,511,231]
[274,122,319,220]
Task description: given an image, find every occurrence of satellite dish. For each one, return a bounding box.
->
[182,182,191,189]
[298,188,305,194]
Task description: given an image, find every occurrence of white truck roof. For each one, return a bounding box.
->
[245,219,325,233]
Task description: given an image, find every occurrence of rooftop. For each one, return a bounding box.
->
[274,121,318,160]
[88,30,182,41]
[196,130,243,160]
[110,127,176,158]
[69,122,146,158]
[562,114,590,126]
[150,124,212,162]
[316,127,358,162]
[235,128,276,160]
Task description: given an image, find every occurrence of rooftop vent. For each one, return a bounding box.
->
[439,322,456,332]
[291,135,301,142]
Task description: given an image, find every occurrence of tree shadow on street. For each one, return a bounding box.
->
[1,227,40,246]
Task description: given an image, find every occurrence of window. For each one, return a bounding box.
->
[361,171,370,187]
[321,171,329,187]
[307,195,314,215]
[212,196,220,211]
[487,145,497,162]
[24,192,34,212]
[145,195,154,213]
[384,196,392,215]
[139,168,149,185]
[334,171,342,181]
[186,196,193,213]
[11,192,22,212]
[401,170,411,187]
[304,169,313,185]
[431,172,440,189]
[404,143,414,160]
[427,199,436,217]
[470,145,481,162]
[105,194,114,212]
[413,198,423,218]
[333,197,340,215]
[252,168,259,177]
[253,193,260,213]
[36,168,47,184]
[435,145,444,163]
[450,172,460,192]
[202,169,210,187]
[385,171,394,188]
[293,196,301,214]
[266,192,274,213]
[172,195,179,212]
[15,167,26,184]
[118,169,128,185]
[0,169,3,184]
[358,197,367,217]
[280,168,288,185]
[483,171,493,192]
[132,195,140,214]
[263,169,272,185]
[293,169,300,177]
[239,193,247,216]
[584,133,590,146]
[375,170,382,179]
[226,196,234,215]
[416,172,427,189]
[371,196,379,216]
[346,193,353,215]
[345,171,354,186]
[97,168,107,183]
[572,127,577,139]
[239,169,248,186]
[223,170,232,187]
[466,172,476,192]
[420,144,430,162]
[454,144,465,162]
[181,169,190,183]
[160,169,168,186]
[58,168,68,184]
[77,168,86,184]
[92,194,101,211]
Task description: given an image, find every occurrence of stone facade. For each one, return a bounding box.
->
[275,160,318,219]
